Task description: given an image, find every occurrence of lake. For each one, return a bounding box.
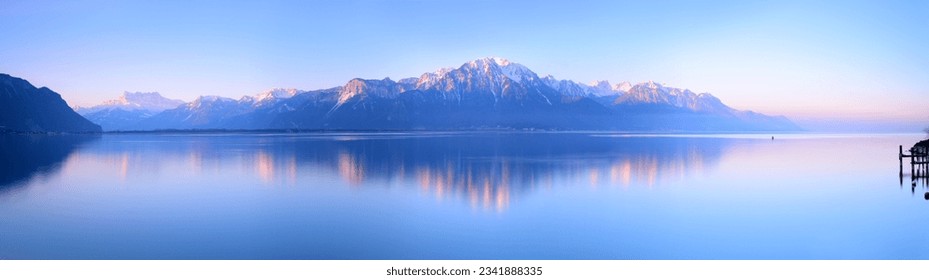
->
[1,132,927,259]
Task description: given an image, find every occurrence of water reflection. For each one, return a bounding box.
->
[41,133,735,211]
[0,134,99,193]
[316,134,731,210]
[9,133,925,259]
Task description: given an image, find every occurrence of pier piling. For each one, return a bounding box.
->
[900,142,929,184]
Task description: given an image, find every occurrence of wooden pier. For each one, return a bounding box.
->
[900,142,929,186]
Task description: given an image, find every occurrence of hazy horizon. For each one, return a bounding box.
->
[1,0,926,132]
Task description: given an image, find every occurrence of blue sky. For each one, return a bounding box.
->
[1,0,927,129]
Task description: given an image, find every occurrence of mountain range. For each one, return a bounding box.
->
[2,57,799,133]
[124,57,797,131]
[75,92,185,131]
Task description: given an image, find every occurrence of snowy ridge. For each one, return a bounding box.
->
[77,91,185,114]
[78,57,797,131]
[256,88,304,102]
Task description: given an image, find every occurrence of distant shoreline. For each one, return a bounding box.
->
[107,128,809,135]
[8,129,918,136]
[6,126,927,136]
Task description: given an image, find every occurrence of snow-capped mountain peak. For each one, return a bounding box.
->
[644,80,662,89]
[499,62,536,82]
[77,91,185,114]
[613,81,633,92]
[462,57,500,72]
[589,80,610,88]
[434,67,454,76]
[459,57,539,83]
[588,80,614,96]
[255,88,304,102]
[188,95,233,108]
[415,67,454,87]
[490,57,515,67]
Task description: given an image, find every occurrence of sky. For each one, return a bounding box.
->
[1,0,927,131]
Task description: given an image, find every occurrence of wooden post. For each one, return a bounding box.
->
[916,147,926,177]
[919,148,926,177]
[921,149,925,178]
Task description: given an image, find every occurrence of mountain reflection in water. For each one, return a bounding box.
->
[4,133,925,259]
[44,132,732,211]
[0,134,99,193]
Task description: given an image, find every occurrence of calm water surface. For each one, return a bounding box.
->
[1,132,927,259]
